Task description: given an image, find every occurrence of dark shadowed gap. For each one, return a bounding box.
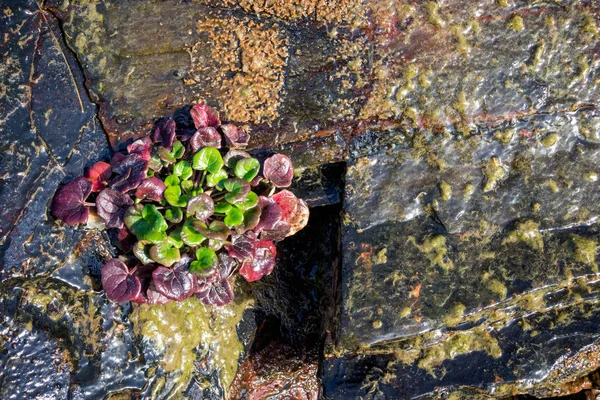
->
[228,162,345,399]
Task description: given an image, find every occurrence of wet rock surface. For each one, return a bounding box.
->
[2,0,600,399]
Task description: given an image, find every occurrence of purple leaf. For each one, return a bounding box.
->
[226,233,256,262]
[190,127,222,152]
[260,219,291,241]
[254,196,282,232]
[221,124,249,148]
[194,253,237,306]
[187,194,214,221]
[109,153,149,193]
[101,258,142,302]
[85,161,112,192]
[135,177,166,202]
[191,104,220,129]
[147,282,171,305]
[96,188,133,229]
[195,278,234,306]
[110,152,126,167]
[127,137,153,161]
[152,118,176,149]
[216,252,237,279]
[152,256,197,301]
[263,154,294,188]
[239,240,277,282]
[51,177,93,226]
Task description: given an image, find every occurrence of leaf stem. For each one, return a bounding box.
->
[83,202,96,207]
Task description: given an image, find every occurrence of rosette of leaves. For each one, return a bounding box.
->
[51,103,309,306]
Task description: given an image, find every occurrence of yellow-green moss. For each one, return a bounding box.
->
[502,220,544,251]
[494,129,514,144]
[545,179,560,193]
[483,157,506,192]
[584,171,598,182]
[571,235,598,271]
[443,303,466,326]
[426,2,444,28]
[131,294,253,397]
[415,234,454,270]
[463,183,475,199]
[439,180,452,201]
[541,133,558,147]
[508,15,524,31]
[417,328,501,377]
[487,278,508,299]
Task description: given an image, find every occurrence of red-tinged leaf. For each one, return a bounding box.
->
[271,190,310,237]
[101,258,142,302]
[187,194,214,221]
[226,233,256,262]
[250,175,263,186]
[85,161,112,191]
[239,240,276,282]
[254,196,282,232]
[190,127,222,152]
[287,198,309,237]
[51,177,93,226]
[135,177,166,202]
[109,153,149,193]
[221,124,249,148]
[152,257,197,301]
[263,154,294,188]
[152,118,176,149]
[271,190,299,222]
[191,104,220,129]
[127,137,152,161]
[96,188,133,229]
[195,278,234,306]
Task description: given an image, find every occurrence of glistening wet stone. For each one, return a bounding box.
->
[326,110,600,397]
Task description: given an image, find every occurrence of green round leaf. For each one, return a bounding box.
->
[164,174,180,187]
[158,146,176,164]
[181,180,193,191]
[124,204,168,244]
[171,140,185,159]
[190,247,218,278]
[180,219,206,246]
[224,207,244,227]
[173,160,193,180]
[234,158,260,181]
[206,169,229,188]
[223,178,250,204]
[190,188,204,197]
[149,153,163,171]
[164,185,188,207]
[214,202,232,214]
[150,237,181,267]
[169,226,184,248]
[165,207,183,223]
[194,220,231,241]
[236,191,259,211]
[192,147,224,174]
[133,241,153,264]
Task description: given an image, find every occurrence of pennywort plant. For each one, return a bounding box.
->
[51,104,309,306]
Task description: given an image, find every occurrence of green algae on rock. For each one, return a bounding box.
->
[131,294,254,397]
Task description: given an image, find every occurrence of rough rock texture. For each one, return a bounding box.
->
[2,0,600,398]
